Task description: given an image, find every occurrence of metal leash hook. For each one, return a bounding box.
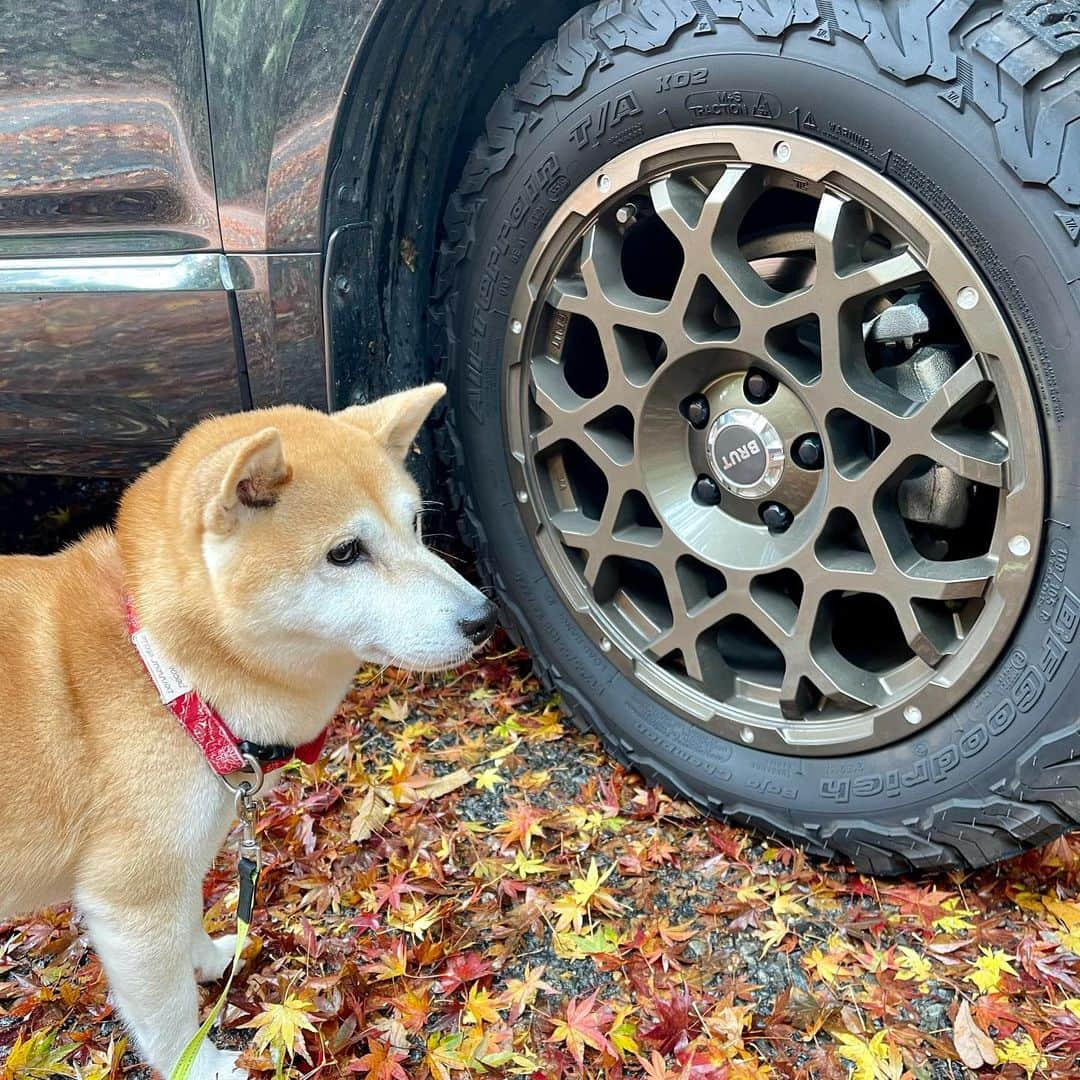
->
[222,752,265,872]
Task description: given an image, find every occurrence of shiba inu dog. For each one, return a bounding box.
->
[0,384,496,1079]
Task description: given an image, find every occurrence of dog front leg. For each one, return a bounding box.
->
[189,897,238,985]
[78,886,246,1080]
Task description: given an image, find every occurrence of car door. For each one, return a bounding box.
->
[0,0,245,474]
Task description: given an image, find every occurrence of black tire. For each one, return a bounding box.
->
[435,0,1080,875]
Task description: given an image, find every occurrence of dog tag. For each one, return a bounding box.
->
[131,627,193,704]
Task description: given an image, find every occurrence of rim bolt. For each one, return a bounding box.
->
[760,501,793,532]
[693,475,722,505]
[793,433,824,469]
[615,203,638,225]
[684,394,711,429]
[744,370,776,404]
[1009,534,1031,557]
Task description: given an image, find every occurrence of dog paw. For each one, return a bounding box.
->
[193,933,237,983]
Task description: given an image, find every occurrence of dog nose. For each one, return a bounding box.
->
[459,602,497,645]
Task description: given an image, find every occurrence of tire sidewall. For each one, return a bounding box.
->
[447,24,1080,838]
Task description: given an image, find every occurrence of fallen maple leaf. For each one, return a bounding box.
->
[834,1030,903,1080]
[1044,897,1080,931]
[551,989,616,1066]
[372,695,410,723]
[966,947,1019,995]
[551,858,623,932]
[349,1036,409,1080]
[500,962,555,1022]
[438,951,493,994]
[996,1033,1048,1077]
[893,945,933,992]
[461,983,501,1027]
[640,990,702,1055]
[470,765,502,791]
[244,993,317,1065]
[2,1029,77,1078]
[952,998,996,1069]
[492,800,547,853]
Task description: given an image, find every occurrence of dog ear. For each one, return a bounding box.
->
[204,427,292,534]
[335,382,446,460]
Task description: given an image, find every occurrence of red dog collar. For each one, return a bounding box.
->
[124,597,326,775]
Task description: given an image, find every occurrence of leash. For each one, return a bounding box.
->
[168,757,265,1080]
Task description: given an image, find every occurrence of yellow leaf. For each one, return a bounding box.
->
[609,1003,640,1059]
[245,994,317,1059]
[386,896,440,939]
[553,858,622,931]
[1011,889,1046,914]
[769,886,808,920]
[803,945,842,986]
[3,1029,77,1079]
[932,896,976,934]
[835,1030,904,1080]
[1060,998,1080,1019]
[757,917,791,958]
[508,851,556,878]
[462,984,501,1027]
[965,947,1018,995]
[474,767,505,792]
[373,695,410,722]
[997,1035,1047,1078]
[894,946,933,991]
[1044,897,1080,931]
[425,1032,469,1080]
[1060,929,1080,956]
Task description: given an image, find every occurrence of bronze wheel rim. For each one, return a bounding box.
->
[503,127,1044,755]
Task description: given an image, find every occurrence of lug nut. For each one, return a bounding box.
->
[793,433,824,469]
[684,394,710,429]
[760,501,793,533]
[693,475,722,505]
[744,370,776,404]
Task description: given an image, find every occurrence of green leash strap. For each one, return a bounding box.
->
[168,855,260,1080]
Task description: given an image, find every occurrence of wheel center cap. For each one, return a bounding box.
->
[706,408,785,498]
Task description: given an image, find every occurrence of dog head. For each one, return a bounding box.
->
[122,384,496,674]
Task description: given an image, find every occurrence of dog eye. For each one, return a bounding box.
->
[327,538,368,566]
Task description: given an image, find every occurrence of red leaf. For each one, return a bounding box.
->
[437,951,494,994]
[640,991,703,1055]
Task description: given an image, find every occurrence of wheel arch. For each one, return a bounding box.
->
[320,0,586,419]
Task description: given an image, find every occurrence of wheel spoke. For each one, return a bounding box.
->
[647,575,785,678]
[898,554,997,601]
[779,597,887,717]
[928,431,1006,487]
[529,360,610,454]
[893,600,952,666]
[910,355,1007,486]
[810,311,912,433]
[814,190,925,301]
